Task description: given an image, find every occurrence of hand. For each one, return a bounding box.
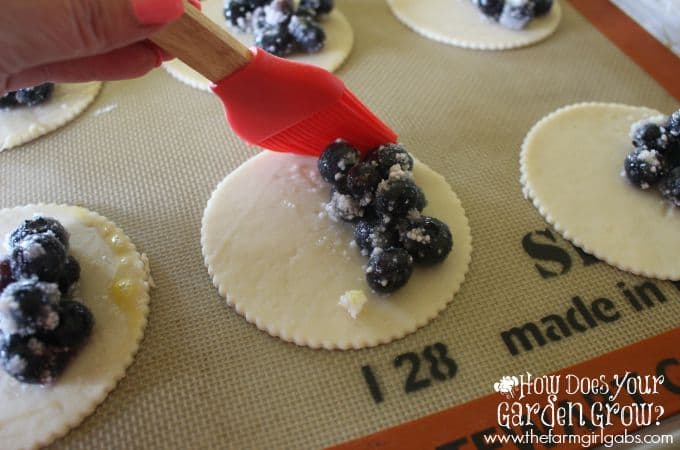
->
[0,0,197,93]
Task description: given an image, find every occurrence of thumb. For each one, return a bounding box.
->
[0,0,184,75]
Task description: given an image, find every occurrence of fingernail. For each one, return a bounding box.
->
[143,41,169,67]
[188,0,202,11]
[132,0,184,25]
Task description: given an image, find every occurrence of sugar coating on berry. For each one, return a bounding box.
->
[347,163,382,206]
[624,149,666,189]
[299,0,333,16]
[0,279,61,336]
[263,0,293,25]
[0,334,67,384]
[324,190,364,222]
[46,300,94,350]
[365,248,413,294]
[499,0,535,29]
[365,144,414,178]
[255,24,297,56]
[58,255,81,295]
[402,217,453,264]
[288,15,326,53]
[475,0,504,18]
[353,219,398,254]
[14,83,54,107]
[669,110,680,137]
[7,215,70,251]
[318,141,360,192]
[375,178,426,217]
[0,91,18,109]
[11,233,67,282]
[629,115,667,141]
[660,167,680,207]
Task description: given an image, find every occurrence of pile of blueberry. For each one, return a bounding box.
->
[0,83,54,109]
[224,0,331,57]
[0,217,93,384]
[319,141,453,294]
[624,109,680,206]
[472,0,553,30]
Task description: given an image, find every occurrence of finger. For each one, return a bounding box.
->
[0,0,183,75]
[6,42,164,90]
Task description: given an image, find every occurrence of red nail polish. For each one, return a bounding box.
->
[132,0,184,25]
[187,0,202,11]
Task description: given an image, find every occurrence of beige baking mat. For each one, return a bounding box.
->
[0,1,676,449]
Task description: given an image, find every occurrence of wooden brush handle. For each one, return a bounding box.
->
[150,0,251,83]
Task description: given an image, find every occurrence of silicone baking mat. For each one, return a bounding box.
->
[0,1,678,449]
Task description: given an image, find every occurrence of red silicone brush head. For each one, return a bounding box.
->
[211,49,397,156]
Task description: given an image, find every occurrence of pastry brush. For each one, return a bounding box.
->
[151,1,396,156]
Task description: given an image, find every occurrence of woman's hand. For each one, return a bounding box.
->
[0,0,192,93]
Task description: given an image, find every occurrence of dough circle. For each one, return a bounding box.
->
[520,102,680,280]
[387,0,561,50]
[202,151,472,350]
[163,0,354,91]
[0,82,101,151]
[0,204,151,450]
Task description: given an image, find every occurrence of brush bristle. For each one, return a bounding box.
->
[258,89,397,156]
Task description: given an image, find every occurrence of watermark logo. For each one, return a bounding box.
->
[493,375,520,399]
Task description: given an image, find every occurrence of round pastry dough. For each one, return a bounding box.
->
[202,151,472,350]
[0,204,150,450]
[0,83,101,152]
[163,0,354,91]
[520,102,680,279]
[387,0,561,50]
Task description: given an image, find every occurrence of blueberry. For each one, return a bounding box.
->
[365,248,413,294]
[14,83,54,107]
[375,179,426,217]
[402,217,453,265]
[255,24,297,57]
[532,0,553,16]
[288,15,325,53]
[8,216,70,250]
[476,0,504,18]
[294,6,317,19]
[364,144,414,178]
[347,163,382,205]
[0,334,67,384]
[58,256,80,295]
[0,91,18,109]
[0,279,61,336]
[660,167,680,207]
[44,300,93,350]
[318,140,360,193]
[668,110,680,138]
[264,0,293,25]
[624,149,666,189]
[224,0,265,32]
[498,0,535,29]
[665,139,680,169]
[299,0,333,17]
[11,233,67,282]
[0,258,14,294]
[325,189,364,222]
[353,219,398,253]
[632,121,670,154]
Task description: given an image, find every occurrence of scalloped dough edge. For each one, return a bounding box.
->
[518,102,680,280]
